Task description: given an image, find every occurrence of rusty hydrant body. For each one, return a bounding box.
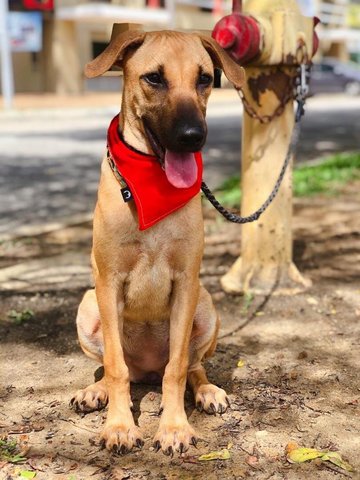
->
[213,0,318,295]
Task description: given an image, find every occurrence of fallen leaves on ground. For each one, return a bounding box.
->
[7,423,44,434]
[19,470,36,479]
[0,436,28,464]
[245,455,259,467]
[286,442,354,472]
[198,448,231,461]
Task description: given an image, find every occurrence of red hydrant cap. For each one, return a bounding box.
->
[212,13,261,64]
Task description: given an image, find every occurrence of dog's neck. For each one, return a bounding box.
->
[119,97,153,156]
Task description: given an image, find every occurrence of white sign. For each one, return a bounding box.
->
[297,0,316,17]
[8,11,42,52]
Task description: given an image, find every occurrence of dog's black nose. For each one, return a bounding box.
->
[176,126,206,150]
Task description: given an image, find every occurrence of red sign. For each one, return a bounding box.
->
[23,0,54,11]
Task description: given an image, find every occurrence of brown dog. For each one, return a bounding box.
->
[71,29,244,455]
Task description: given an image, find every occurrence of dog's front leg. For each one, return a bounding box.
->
[153,276,199,455]
[96,278,143,453]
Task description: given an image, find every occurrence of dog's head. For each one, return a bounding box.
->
[85,29,245,188]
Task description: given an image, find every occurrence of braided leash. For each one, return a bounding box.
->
[200,65,309,224]
[201,98,303,223]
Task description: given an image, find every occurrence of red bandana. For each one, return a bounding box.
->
[107,114,203,231]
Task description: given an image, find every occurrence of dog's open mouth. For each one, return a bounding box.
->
[143,121,198,189]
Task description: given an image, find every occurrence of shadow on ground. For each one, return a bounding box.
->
[1,182,359,479]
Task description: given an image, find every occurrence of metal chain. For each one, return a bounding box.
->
[237,74,296,124]
[201,64,310,224]
[201,102,302,223]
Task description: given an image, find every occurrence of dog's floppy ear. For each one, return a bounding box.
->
[85,29,146,78]
[198,34,245,90]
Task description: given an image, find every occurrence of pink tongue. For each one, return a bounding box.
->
[164,150,198,188]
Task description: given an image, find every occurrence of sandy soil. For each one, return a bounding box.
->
[1,182,359,480]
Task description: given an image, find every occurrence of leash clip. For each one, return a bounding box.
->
[295,63,311,121]
[296,64,310,101]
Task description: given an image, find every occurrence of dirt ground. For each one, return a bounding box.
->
[1,182,359,480]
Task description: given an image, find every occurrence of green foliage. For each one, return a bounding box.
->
[7,309,34,324]
[214,152,360,208]
[0,438,26,464]
[293,152,360,197]
[241,292,254,315]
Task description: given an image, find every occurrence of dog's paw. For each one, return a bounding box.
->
[195,384,230,414]
[100,423,144,454]
[153,419,197,455]
[70,381,108,413]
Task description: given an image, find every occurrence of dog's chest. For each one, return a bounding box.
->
[123,246,173,322]
[109,198,203,322]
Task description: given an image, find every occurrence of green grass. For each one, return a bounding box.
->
[214,152,360,208]
[7,309,34,324]
[293,152,360,196]
[0,438,27,463]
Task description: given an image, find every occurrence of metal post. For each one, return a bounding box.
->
[0,0,14,109]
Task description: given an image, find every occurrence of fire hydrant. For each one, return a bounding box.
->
[213,0,319,295]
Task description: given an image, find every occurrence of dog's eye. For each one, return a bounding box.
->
[143,72,163,86]
[198,73,213,87]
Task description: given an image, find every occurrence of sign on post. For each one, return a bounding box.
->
[9,11,42,52]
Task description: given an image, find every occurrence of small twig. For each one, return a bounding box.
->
[295,424,308,433]
[181,456,202,465]
[58,417,94,434]
[304,404,331,415]
[237,444,253,456]
[256,420,276,428]
[219,279,279,339]
[141,410,161,417]
[323,462,353,478]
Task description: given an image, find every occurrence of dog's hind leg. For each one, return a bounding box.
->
[187,287,230,415]
[71,289,108,413]
[76,289,104,363]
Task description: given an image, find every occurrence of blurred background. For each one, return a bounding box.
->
[1,0,360,97]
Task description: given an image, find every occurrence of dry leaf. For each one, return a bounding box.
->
[246,455,258,467]
[287,447,324,463]
[110,466,130,479]
[198,449,230,461]
[287,446,354,472]
[322,451,354,472]
[285,442,299,454]
[19,471,36,479]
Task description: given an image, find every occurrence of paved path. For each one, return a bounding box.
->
[1,93,359,239]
